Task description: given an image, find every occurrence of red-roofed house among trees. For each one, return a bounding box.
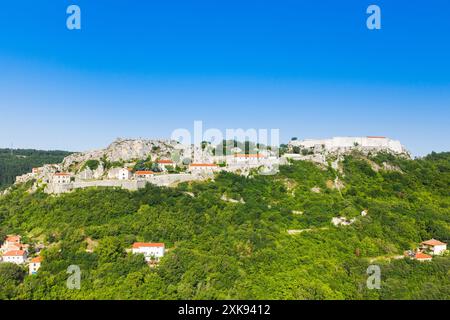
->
[29,256,43,275]
[1,235,22,254]
[414,252,433,262]
[131,242,165,262]
[2,250,27,264]
[421,239,447,255]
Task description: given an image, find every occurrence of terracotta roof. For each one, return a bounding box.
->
[421,239,447,246]
[415,252,432,260]
[31,256,42,263]
[157,160,174,164]
[367,136,386,139]
[132,242,165,248]
[190,163,218,167]
[54,173,71,176]
[135,170,154,175]
[3,250,26,257]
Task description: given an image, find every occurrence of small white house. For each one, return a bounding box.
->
[421,239,447,255]
[132,242,165,262]
[2,250,27,264]
[134,171,155,180]
[53,173,71,184]
[117,168,133,180]
[29,256,42,275]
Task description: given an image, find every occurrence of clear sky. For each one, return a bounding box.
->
[0,0,449,156]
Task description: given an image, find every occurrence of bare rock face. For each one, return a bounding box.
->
[62,138,182,170]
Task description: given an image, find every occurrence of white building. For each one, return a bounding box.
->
[421,239,447,255]
[134,171,155,180]
[1,235,22,254]
[189,163,219,174]
[29,256,42,275]
[2,250,27,264]
[289,136,407,155]
[53,173,71,184]
[132,242,165,262]
[117,168,133,180]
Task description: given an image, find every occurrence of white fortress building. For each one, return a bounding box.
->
[289,136,409,155]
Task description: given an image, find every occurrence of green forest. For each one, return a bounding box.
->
[0,151,449,300]
[0,149,72,190]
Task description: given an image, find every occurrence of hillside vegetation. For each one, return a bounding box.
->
[0,152,449,300]
[0,149,71,190]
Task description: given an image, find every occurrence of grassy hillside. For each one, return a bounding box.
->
[0,149,72,190]
[0,152,448,300]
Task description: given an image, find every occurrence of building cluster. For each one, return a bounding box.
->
[36,152,279,189]
[404,239,447,262]
[0,235,43,275]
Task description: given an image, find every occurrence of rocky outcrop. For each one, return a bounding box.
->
[62,138,183,170]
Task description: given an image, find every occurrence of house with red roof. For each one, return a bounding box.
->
[134,171,155,180]
[421,239,447,255]
[2,250,27,264]
[1,235,22,254]
[53,172,72,184]
[29,256,42,275]
[131,242,165,262]
[414,252,433,262]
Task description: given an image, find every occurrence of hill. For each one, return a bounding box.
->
[0,149,72,190]
[0,152,448,299]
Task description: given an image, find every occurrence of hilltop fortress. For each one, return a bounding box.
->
[288,136,409,157]
[11,136,409,195]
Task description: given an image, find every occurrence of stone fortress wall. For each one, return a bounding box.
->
[289,136,408,155]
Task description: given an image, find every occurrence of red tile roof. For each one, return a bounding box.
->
[367,136,386,139]
[421,239,447,246]
[3,250,26,257]
[234,154,265,158]
[135,171,154,175]
[132,242,165,248]
[31,256,42,263]
[415,252,432,260]
[157,160,174,164]
[190,163,218,167]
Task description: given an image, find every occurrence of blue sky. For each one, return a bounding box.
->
[0,0,449,156]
